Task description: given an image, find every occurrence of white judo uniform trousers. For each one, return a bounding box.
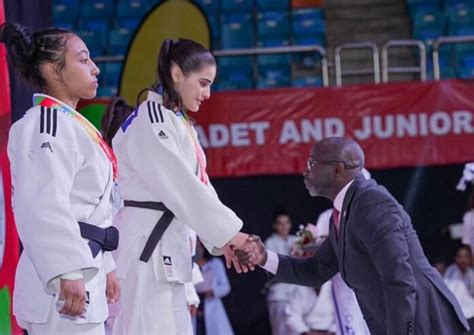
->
[8,94,116,334]
[111,91,242,334]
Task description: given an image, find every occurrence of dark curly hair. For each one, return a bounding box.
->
[0,22,73,89]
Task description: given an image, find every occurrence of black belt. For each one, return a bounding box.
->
[123,200,175,263]
[78,222,119,258]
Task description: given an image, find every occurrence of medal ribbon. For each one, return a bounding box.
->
[177,112,209,185]
[33,94,117,180]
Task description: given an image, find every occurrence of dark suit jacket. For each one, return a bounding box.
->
[274,175,469,335]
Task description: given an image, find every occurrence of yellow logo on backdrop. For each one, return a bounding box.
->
[119,0,210,105]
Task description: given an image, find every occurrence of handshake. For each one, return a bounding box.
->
[223,232,268,273]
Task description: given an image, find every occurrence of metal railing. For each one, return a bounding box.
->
[433,35,474,80]
[335,42,380,86]
[213,45,329,87]
[381,40,427,82]
[94,35,474,87]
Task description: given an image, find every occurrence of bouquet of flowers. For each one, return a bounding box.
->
[291,223,320,257]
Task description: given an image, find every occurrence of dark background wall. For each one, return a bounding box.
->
[212,163,470,334]
[5,0,52,123]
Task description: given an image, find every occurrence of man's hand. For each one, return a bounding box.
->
[223,244,255,274]
[106,271,121,303]
[58,278,87,317]
[223,232,259,273]
[235,235,267,266]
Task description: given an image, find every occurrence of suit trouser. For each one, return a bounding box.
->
[18,298,105,335]
[112,259,192,335]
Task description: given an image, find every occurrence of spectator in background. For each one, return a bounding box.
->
[285,282,336,335]
[194,241,234,335]
[462,189,474,252]
[444,246,474,297]
[265,210,299,335]
[442,246,474,334]
[285,221,336,335]
[432,258,448,277]
[286,209,368,335]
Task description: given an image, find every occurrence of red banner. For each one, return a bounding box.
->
[0,2,21,333]
[194,80,474,177]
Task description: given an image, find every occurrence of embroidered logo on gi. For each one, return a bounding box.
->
[40,142,53,153]
[163,256,172,265]
[157,130,168,139]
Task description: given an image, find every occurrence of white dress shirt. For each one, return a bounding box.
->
[262,180,355,274]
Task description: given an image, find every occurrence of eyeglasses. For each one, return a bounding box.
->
[306,159,360,171]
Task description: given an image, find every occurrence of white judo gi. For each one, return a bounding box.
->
[8,94,116,334]
[111,91,242,334]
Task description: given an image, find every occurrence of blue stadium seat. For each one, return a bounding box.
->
[148,0,161,7]
[443,0,474,9]
[451,26,474,35]
[292,35,326,46]
[407,0,440,4]
[80,0,115,19]
[55,21,75,30]
[257,11,290,37]
[116,0,150,19]
[256,0,289,11]
[97,86,118,97]
[256,67,291,89]
[52,0,80,22]
[215,80,252,91]
[257,53,291,89]
[291,36,325,67]
[257,36,290,47]
[448,8,474,34]
[426,57,457,79]
[102,62,123,87]
[194,0,220,15]
[219,55,253,66]
[292,75,323,88]
[79,19,110,34]
[459,55,474,78]
[412,10,446,29]
[454,42,474,56]
[221,13,255,49]
[292,7,324,20]
[458,67,474,78]
[217,56,253,91]
[108,28,134,56]
[77,30,107,56]
[413,27,445,40]
[115,18,141,31]
[407,1,442,13]
[257,54,289,66]
[292,8,325,35]
[221,0,253,12]
[207,15,220,41]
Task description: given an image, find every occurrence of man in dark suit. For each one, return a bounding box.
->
[236,137,469,335]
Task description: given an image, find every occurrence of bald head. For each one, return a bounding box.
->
[304,137,365,201]
[312,137,365,172]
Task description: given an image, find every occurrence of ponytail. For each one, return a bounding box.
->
[101,97,135,147]
[157,39,181,110]
[156,38,215,111]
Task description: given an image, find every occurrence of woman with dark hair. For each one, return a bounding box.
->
[103,38,251,334]
[1,22,120,334]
